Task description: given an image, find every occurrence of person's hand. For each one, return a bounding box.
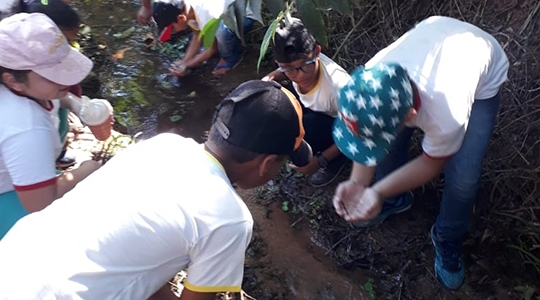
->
[169,61,189,78]
[333,182,383,222]
[137,6,152,25]
[262,74,274,81]
[290,156,319,176]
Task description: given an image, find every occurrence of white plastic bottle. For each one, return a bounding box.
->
[65,93,113,140]
[66,93,112,126]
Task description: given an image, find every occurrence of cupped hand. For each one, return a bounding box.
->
[290,156,319,176]
[137,6,152,25]
[333,182,383,222]
[169,62,188,78]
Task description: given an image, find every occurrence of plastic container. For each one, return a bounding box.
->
[66,93,114,141]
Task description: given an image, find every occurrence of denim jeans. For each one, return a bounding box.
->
[376,93,501,244]
[215,17,254,65]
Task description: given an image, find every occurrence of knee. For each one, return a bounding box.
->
[444,170,481,196]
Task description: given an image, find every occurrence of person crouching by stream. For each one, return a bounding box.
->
[263,18,352,187]
[332,16,508,290]
[150,0,259,77]
[0,80,313,300]
[0,13,101,239]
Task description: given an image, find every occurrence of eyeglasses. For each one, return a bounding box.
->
[277,56,317,75]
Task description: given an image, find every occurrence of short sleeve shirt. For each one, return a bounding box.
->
[293,53,352,118]
[0,85,61,194]
[0,134,253,299]
[365,16,508,157]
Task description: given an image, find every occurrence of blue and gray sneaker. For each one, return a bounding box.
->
[353,192,413,227]
[430,225,465,290]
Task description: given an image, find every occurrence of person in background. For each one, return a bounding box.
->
[263,18,351,187]
[0,80,312,300]
[332,16,508,290]
[149,0,259,77]
[0,0,75,20]
[0,13,101,239]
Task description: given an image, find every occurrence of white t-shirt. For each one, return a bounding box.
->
[0,85,61,194]
[293,53,352,117]
[0,133,253,299]
[187,0,257,31]
[365,16,509,157]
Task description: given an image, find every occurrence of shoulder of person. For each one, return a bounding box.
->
[319,53,352,85]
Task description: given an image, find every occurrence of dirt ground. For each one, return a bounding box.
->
[75,0,540,298]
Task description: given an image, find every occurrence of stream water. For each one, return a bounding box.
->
[76,0,227,142]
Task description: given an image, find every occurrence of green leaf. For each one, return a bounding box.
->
[169,115,182,122]
[265,0,285,18]
[297,0,328,47]
[257,11,284,72]
[199,18,221,49]
[281,201,289,212]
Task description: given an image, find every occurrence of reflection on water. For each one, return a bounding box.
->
[74,0,223,142]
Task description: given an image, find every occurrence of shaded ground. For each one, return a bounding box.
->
[73,0,540,299]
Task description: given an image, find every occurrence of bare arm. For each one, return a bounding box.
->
[334,154,447,221]
[262,68,287,82]
[138,0,153,25]
[372,153,449,199]
[171,35,218,77]
[182,38,218,69]
[17,160,100,213]
[182,33,205,64]
[349,161,377,186]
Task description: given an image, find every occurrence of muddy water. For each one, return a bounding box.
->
[75,1,367,298]
[76,0,226,141]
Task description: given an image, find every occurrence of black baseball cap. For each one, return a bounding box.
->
[152,0,185,42]
[272,18,317,63]
[213,80,313,167]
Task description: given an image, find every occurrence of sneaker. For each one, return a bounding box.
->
[430,225,465,290]
[56,150,76,169]
[308,156,348,187]
[353,192,413,227]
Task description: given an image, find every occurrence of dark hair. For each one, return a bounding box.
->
[0,67,30,85]
[24,0,80,31]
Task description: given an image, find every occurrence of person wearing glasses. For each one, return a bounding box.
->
[262,18,352,187]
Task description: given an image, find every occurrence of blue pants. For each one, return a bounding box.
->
[215,17,255,65]
[0,190,28,240]
[376,93,501,244]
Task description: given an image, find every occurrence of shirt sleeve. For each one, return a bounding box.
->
[1,128,58,190]
[183,221,252,293]
[422,124,466,158]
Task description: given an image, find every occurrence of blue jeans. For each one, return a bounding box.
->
[215,17,254,65]
[376,93,501,244]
